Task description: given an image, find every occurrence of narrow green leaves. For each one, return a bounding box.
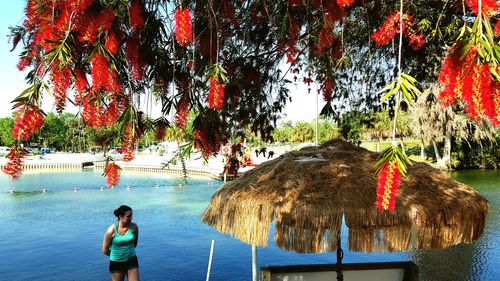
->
[375,145,412,179]
[378,72,421,104]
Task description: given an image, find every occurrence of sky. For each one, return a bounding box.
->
[0,2,324,124]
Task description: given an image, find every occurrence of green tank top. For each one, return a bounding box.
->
[110,223,136,262]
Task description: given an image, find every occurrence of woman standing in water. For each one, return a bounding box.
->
[102,205,140,281]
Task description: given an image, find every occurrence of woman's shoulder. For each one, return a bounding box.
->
[105,223,116,234]
[130,222,139,231]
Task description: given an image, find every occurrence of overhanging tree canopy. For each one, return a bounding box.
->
[4,0,500,190]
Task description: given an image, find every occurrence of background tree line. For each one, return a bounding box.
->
[1,99,498,170]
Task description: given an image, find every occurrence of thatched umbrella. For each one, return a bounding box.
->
[202,139,490,257]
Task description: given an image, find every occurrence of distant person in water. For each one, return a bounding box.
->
[102,205,140,281]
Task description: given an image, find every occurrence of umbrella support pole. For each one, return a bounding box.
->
[252,245,258,281]
[336,238,344,281]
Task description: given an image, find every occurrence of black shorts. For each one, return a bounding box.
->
[109,256,139,273]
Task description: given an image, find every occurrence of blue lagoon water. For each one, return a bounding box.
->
[0,170,498,281]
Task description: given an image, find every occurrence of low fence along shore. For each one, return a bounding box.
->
[0,159,223,180]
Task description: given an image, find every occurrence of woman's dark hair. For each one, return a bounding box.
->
[113,205,132,218]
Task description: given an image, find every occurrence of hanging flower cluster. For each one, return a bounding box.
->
[174,8,193,47]
[126,33,145,80]
[123,123,139,162]
[193,110,223,159]
[372,12,425,50]
[130,0,145,31]
[12,106,44,141]
[281,16,301,64]
[466,0,498,17]
[376,161,401,212]
[155,123,166,141]
[372,12,405,46]
[2,147,26,180]
[336,0,355,8]
[209,76,226,110]
[104,161,121,187]
[314,24,334,54]
[438,47,500,125]
[437,0,500,126]
[194,128,221,159]
[175,94,190,128]
[322,77,335,102]
[52,66,73,113]
[5,0,158,181]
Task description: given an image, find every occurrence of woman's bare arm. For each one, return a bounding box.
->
[101,225,114,256]
[133,223,139,247]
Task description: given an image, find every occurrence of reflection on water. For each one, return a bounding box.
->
[0,169,498,281]
[411,170,499,281]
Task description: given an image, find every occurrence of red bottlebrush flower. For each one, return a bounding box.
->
[24,0,42,31]
[122,124,138,162]
[193,111,222,159]
[437,45,474,106]
[74,67,90,92]
[104,101,119,126]
[12,106,44,141]
[125,34,144,80]
[81,92,105,129]
[175,94,190,128]
[208,76,226,110]
[462,63,493,121]
[105,31,120,55]
[193,128,220,159]
[220,0,236,26]
[108,69,124,94]
[376,161,401,212]
[490,83,500,126]
[2,147,25,180]
[38,19,59,52]
[104,162,121,187]
[336,0,355,8]
[76,8,115,44]
[322,78,335,102]
[323,0,344,23]
[17,56,32,71]
[155,123,166,141]
[495,20,500,37]
[68,0,94,13]
[130,0,145,31]
[372,12,403,47]
[91,53,110,92]
[466,0,499,18]
[55,4,73,32]
[409,34,425,50]
[174,9,193,47]
[315,25,334,54]
[52,66,73,113]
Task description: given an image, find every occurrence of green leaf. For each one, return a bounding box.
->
[400,73,416,84]
[382,82,400,102]
[377,80,396,95]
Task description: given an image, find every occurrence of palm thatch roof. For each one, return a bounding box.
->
[202,139,490,254]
